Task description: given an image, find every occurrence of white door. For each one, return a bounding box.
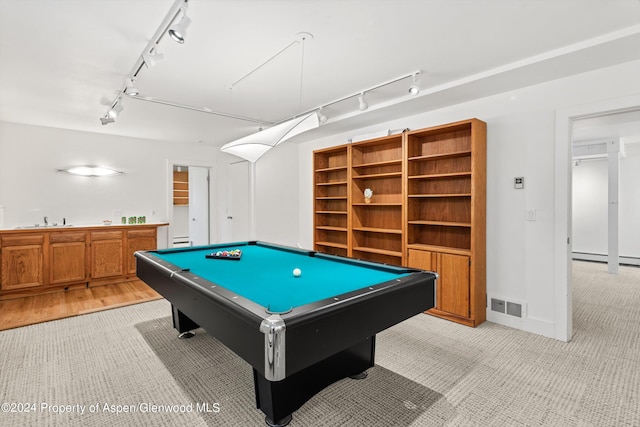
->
[228,161,250,242]
[188,166,210,246]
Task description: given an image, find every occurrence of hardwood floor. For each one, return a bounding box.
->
[0,280,163,331]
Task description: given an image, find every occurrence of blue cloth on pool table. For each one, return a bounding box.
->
[156,245,409,313]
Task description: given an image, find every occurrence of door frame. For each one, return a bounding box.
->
[553,94,640,342]
[166,159,217,247]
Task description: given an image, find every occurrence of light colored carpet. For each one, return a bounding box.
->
[0,261,638,426]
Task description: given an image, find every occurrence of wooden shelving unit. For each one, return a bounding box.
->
[313,145,349,257]
[312,119,486,327]
[173,170,189,205]
[405,118,486,327]
[350,134,405,266]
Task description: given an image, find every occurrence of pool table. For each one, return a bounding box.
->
[136,241,436,426]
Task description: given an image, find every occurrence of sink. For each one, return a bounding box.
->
[15,224,74,229]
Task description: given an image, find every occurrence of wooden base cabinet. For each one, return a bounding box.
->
[90,230,124,281]
[408,249,476,324]
[0,224,166,300]
[126,228,158,275]
[49,232,87,285]
[0,234,45,291]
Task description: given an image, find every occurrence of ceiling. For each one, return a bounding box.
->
[1,0,639,149]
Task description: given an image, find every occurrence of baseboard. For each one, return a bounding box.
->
[572,252,640,267]
[486,311,556,340]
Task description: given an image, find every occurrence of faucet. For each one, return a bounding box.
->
[43,216,48,226]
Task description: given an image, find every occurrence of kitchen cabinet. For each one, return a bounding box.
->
[49,231,87,285]
[126,228,157,275]
[90,230,124,281]
[0,234,45,291]
[0,223,167,300]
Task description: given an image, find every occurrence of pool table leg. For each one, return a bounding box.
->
[254,336,375,425]
[172,304,199,338]
[265,414,292,427]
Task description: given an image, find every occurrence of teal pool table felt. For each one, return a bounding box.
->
[155,244,410,313]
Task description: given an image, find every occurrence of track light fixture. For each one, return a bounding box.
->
[317,107,328,124]
[408,72,420,95]
[142,46,164,68]
[125,78,139,96]
[100,0,187,125]
[168,3,191,44]
[107,100,124,119]
[100,115,115,126]
[99,0,424,141]
[358,93,368,111]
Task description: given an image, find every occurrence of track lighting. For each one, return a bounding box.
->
[100,115,115,125]
[107,100,124,119]
[408,72,420,95]
[168,4,191,44]
[317,107,328,123]
[125,78,139,96]
[142,46,164,68]
[99,0,189,125]
[358,93,368,111]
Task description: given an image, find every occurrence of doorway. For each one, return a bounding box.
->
[226,161,251,242]
[571,111,640,271]
[171,164,211,247]
[555,94,640,342]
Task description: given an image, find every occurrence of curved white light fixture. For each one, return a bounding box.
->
[221,112,320,162]
[58,166,123,177]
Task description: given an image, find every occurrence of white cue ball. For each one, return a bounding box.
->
[293,268,302,277]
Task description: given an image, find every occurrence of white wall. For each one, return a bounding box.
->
[572,144,640,259]
[0,122,225,248]
[254,141,300,247]
[277,59,639,339]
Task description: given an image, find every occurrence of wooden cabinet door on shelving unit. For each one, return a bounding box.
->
[405,118,486,327]
[408,249,470,318]
[350,133,404,266]
[313,145,350,257]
